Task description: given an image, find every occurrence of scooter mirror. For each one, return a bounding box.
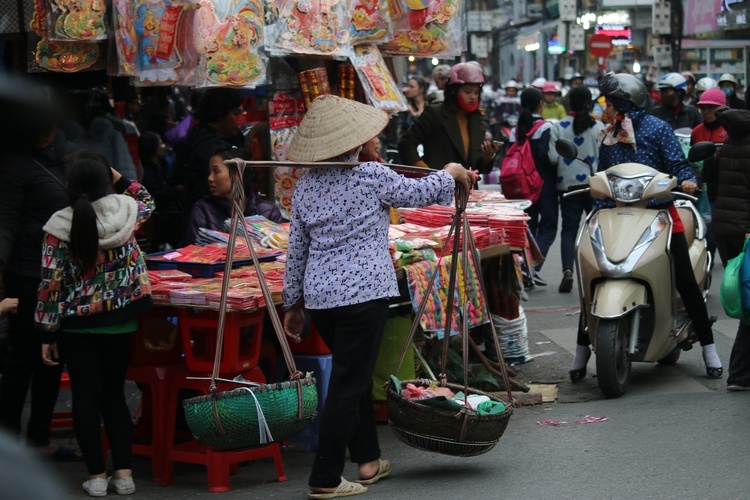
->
[688,141,717,163]
[555,139,578,160]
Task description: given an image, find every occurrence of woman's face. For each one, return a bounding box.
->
[543,92,557,104]
[457,84,480,106]
[405,78,423,99]
[699,104,718,123]
[603,100,617,123]
[208,155,232,199]
[359,137,380,160]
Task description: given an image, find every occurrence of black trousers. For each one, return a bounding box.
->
[0,273,62,447]
[307,299,389,488]
[58,332,133,475]
[577,232,714,346]
[728,323,750,387]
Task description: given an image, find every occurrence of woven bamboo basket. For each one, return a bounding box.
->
[387,380,512,457]
[183,377,318,450]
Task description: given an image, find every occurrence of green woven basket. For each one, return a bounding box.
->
[183,377,318,450]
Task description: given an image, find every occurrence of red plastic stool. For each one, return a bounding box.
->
[50,372,73,430]
[162,365,286,492]
[126,364,178,485]
[178,308,264,374]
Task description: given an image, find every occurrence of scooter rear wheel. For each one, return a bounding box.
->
[596,317,632,398]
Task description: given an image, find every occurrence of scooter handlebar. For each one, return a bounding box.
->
[562,185,591,198]
[672,189,699,202]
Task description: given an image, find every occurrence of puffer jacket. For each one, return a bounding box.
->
[712,106,750,243]
[0,131,78,278]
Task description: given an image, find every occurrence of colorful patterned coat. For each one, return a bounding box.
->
[35,179,155,341]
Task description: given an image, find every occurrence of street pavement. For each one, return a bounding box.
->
[34,232,750,499]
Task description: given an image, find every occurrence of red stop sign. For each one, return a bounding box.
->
[589,34,613,57]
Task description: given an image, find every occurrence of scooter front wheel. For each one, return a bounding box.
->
[596,317,632,398]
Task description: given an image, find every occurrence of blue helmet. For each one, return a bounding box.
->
[656,72,688,91]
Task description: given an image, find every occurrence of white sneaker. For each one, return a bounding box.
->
[83,478,108,497]
[109,476,136,495]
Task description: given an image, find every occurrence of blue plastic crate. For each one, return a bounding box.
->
[145,251,256,278]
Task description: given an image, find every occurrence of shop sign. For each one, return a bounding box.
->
[595,24,631,46]
[717,8,749,30]
[684,0,720,34]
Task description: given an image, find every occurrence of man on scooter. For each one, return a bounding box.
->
[569,72,723,381]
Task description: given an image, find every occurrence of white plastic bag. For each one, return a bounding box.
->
[492,306,532,364]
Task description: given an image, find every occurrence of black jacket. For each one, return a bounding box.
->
[0,131,78,278]
[713,106,750,243]
[727,93,746,110]
[141,158,180,213]
[398,101,493,173]
[649,103,703,130]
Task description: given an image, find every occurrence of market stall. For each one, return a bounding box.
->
[21,0,540,491]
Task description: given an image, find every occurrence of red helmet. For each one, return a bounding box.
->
[447,62,487,85]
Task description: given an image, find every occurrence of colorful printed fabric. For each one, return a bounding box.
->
[404,253,489,338]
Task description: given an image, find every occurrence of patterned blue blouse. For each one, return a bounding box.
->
[598,111,695,185]
[596,112,697,210]
[283,163,455,310]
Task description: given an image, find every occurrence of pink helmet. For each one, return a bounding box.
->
[542,82,559,94]
[447,62,487,85]
[697,88,727,107]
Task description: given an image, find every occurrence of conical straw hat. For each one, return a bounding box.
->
[287,95,389,162]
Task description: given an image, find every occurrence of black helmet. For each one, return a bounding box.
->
[598,72,649,109]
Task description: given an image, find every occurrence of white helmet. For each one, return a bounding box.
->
[656,72,688,91]
[695,77,718,93]
[504,80,519,89]
[719,73,737,86]
[531,77,547,89]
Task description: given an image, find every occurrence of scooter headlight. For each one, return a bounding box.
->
[588,210,670,276]
[608,175,654,203]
